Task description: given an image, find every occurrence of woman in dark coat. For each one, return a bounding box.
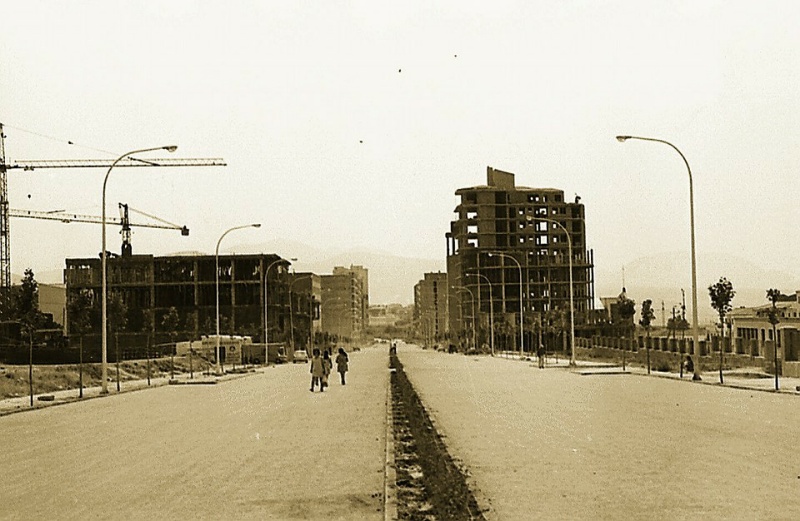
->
[335,347,349,385]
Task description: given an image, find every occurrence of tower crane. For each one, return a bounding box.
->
[9,203,190,256]
[0,122,225,296]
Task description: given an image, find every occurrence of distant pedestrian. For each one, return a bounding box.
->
[684,355,694,375]
[537,344,545,369]
[310,348,324,392]
[335,347,349,385]
[322,350,332,390]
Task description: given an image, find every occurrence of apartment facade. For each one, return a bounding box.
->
[414,272,449,347]
[446,166,595,352]
[321,265,369,342]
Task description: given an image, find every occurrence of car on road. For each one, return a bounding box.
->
[292,349,309,363]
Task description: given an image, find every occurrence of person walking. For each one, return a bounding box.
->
[321,350,332,390]
[335,347,349,385]
[537,343,545,369]
[310,348,324,392]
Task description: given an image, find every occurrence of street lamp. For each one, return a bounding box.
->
[101,145,177,394]
[451,285,476,351]
[534,217,576,367]
[466,272,494,357]
[215,223,261,375]
[616,135,701,380]
[264,257,296,365]
[487,251,524,359]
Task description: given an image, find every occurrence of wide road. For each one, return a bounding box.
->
[1,348,389,520]
[398,345,800,520]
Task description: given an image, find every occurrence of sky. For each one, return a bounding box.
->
[2,1,800,303]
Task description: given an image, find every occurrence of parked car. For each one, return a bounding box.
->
[292,349,309,363]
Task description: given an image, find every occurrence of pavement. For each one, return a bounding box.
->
[4,344,799,520]
[492,349,800,395]
[0,346,392,521]
[398,345,800,520]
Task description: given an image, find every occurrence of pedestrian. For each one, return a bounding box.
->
[335,347,349,385]
[310,348,324,392]
[684,355,694,375]
[537,343,545,369]
[321,350,332,390]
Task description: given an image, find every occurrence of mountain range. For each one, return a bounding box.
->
[17,244,800,318]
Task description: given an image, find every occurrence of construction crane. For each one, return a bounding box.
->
[9,203,190,256]
[0,122,225,297]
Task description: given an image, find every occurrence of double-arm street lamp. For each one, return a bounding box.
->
[616,135,700,380]
[487,251,524,359]
[451,285,476,352]
[534,217,576,367]
[101,145,177,394]
[215,223,261,375]
[465,272,494,357]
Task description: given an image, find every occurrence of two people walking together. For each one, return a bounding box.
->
[310,347,349,392]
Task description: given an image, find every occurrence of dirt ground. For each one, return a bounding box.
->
[0,355,215,399]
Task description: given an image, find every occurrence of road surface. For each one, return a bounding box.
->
[1,348,389,520]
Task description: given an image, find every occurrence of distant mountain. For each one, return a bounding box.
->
[226,240,445,305]
[13,269,64,285]
[596,252,800,325]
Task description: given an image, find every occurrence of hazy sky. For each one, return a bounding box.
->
[3,1,800,295]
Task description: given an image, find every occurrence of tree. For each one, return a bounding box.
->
[766,288,781,391]
[107,292,128,392]
[709,277,735,384]
[67,290,94,397]
[161,307,180,379]
[639,299,655,374]
[616,294,636,338]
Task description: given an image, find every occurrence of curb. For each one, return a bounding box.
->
[0,368,266,417]
[629,369,800,396]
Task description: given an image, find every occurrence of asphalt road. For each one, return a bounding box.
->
[398,346,800,521]
[1,348,389,521]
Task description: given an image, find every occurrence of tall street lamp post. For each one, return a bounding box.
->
[264,257,295,365]
[616,135,701,380]
[487,252,524,359]
[215,223,261,375]
[101,145,177,394]
[451,285,476,352]
[466,272,494,357]
[534,217,576,367]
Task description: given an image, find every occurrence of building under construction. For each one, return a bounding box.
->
[64,252,293,357]
[446,167,595,352]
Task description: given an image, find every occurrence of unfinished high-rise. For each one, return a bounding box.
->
[446,167,595,352]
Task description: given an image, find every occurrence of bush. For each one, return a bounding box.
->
[654,361,672,372]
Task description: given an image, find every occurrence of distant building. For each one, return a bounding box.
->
[321,265,369,342]
[64,253,292,355]
[446,166,595,352]
[287,272,321,353]
[729,290,800,363]
[414,272,449,346]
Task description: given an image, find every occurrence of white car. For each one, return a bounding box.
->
[292,349,309,363]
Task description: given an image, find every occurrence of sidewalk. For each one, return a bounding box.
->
[490,350,800,395]
[0,364,255,416]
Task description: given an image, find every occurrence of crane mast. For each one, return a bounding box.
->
[0,123,11,307]
[0,123,225,302]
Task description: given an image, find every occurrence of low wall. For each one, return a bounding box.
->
[576,342,766,373]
